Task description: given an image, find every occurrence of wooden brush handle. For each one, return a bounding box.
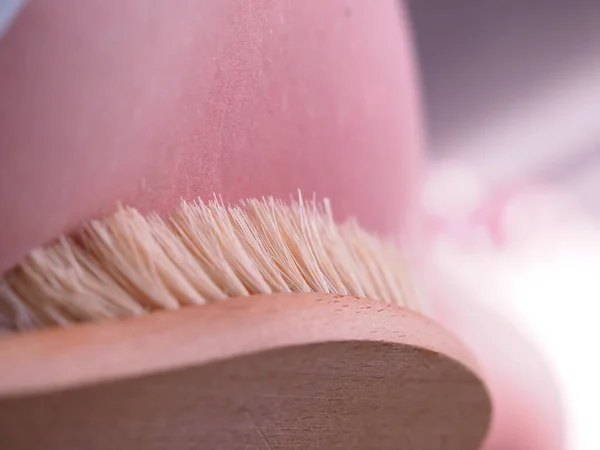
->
[0,293,491,449]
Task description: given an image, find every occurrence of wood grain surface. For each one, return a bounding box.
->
[0,293,491,449]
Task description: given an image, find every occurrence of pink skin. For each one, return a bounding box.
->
[0,1,561,448]
[0,0,421,272]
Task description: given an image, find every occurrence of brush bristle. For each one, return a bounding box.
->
[0,196,420,332]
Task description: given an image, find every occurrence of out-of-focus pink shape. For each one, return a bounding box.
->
[421,160,568,449]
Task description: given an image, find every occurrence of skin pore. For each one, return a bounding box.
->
[0,1,561,448]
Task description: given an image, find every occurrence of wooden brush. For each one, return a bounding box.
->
[0,196,491,449]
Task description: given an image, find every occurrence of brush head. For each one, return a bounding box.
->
[0,196,491,449]
[1,196,419,331]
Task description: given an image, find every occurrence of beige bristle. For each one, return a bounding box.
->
[0,196,420,332]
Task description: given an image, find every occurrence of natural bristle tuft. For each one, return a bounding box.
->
[0,196,419,332]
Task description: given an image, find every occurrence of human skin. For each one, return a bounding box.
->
[0,0,422,273]
[0,1,561,448]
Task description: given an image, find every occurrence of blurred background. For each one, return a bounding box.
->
[407,1,600,449]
